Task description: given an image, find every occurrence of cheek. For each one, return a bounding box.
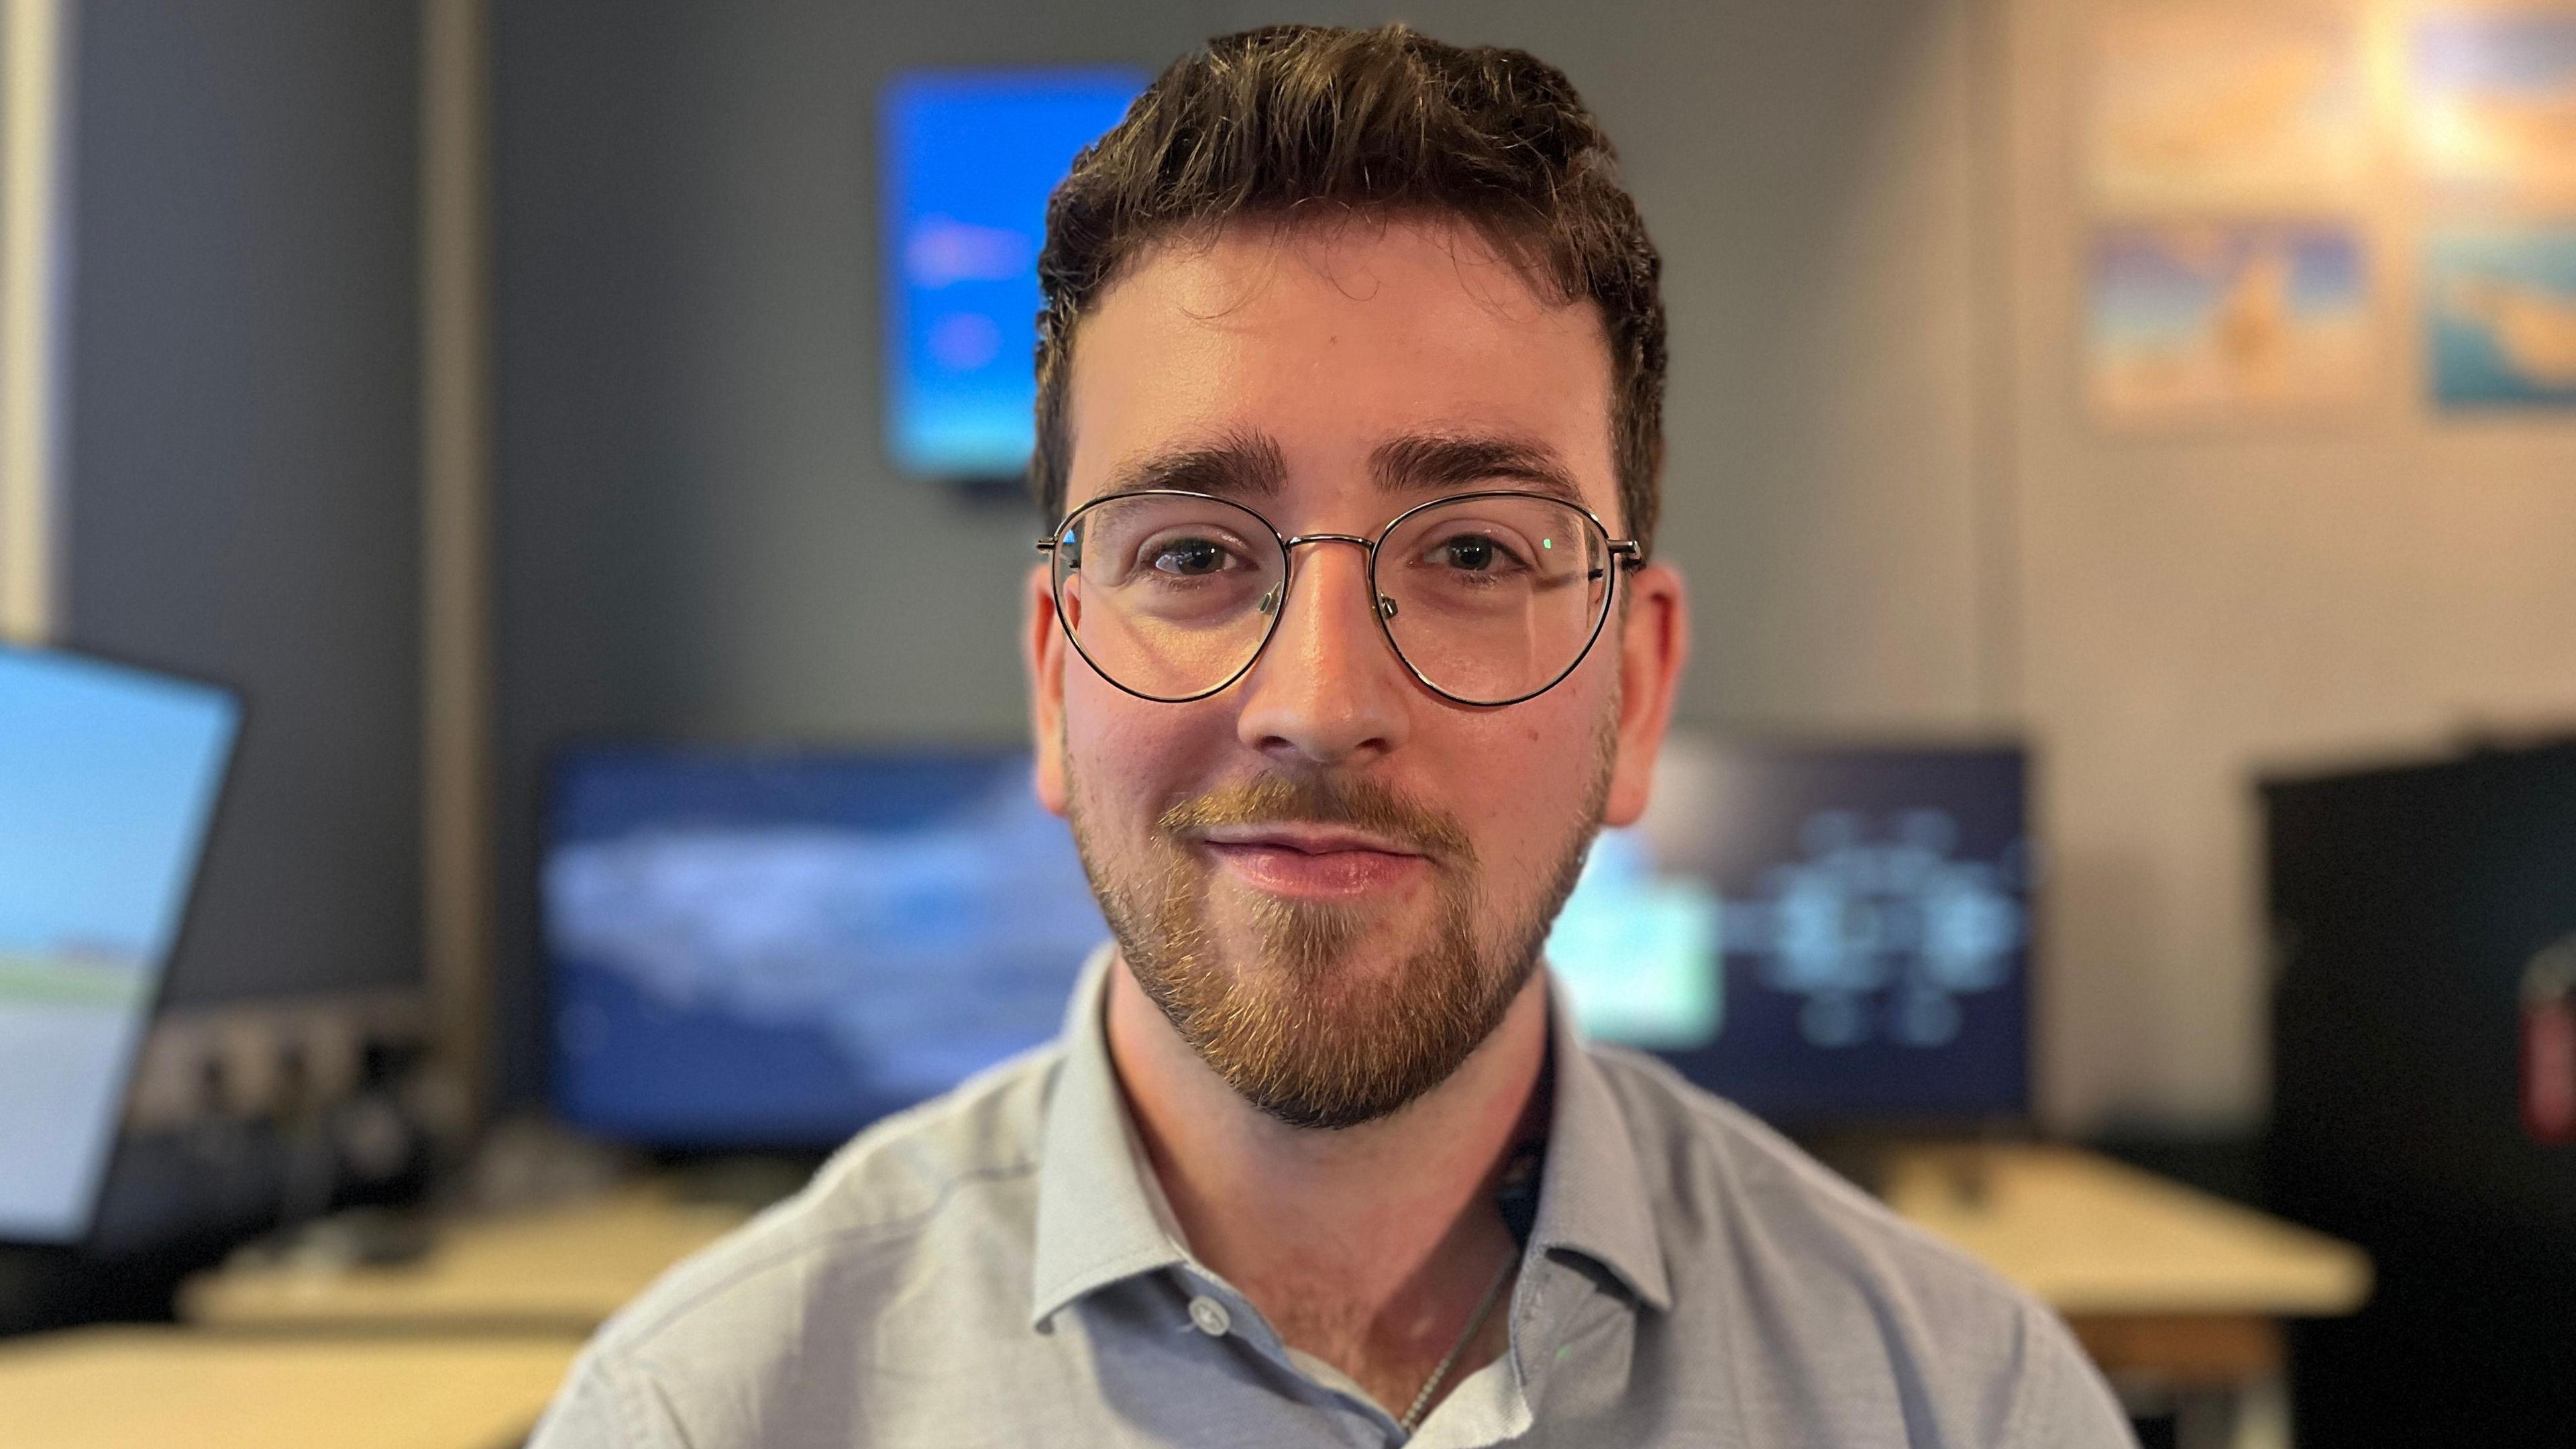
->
[1440,678,1617,869]
[1061,672,1221,822]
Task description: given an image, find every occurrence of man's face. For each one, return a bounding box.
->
[1026,216,1686,1129]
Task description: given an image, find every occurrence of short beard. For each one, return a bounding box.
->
[1067,716,1619,1130]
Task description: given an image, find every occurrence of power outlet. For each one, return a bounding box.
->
[125,991,427,1130]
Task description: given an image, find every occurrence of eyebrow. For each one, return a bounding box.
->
[1095,427,1594,513]
[1368,432,1588,509]
[1100,429,1288,502]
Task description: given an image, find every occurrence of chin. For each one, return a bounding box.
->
[1208,886,1411,985]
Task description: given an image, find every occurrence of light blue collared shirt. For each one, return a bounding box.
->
[531,947,2132,1448]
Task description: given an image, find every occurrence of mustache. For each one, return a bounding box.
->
[1157,774,1476,863]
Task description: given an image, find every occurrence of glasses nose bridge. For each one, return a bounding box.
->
[1272,531,1393,621]
[1280,531,1377,557]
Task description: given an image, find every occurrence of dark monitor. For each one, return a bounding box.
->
[0,644,241,1243]
[880,69,1142,480]
[1549,737,2032,1128]
[2262,740,2576,1442]
[543,747,1108,1148]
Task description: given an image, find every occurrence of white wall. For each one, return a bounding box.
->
[2002,0,2576,1131]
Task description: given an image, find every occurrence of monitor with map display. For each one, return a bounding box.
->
[0,645,241,1243]
[543,747,1110,1146]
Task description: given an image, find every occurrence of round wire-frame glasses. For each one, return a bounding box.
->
[1036,488,1646,708]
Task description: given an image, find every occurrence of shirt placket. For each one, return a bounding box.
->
[1156,1250,1594,1449]
[1164,1266,1413,1446]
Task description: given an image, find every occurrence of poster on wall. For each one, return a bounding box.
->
[2422,219,2576,408]
[2410,10,2576,207]
[2088,1,2370,211]
[2085,219,2375,426]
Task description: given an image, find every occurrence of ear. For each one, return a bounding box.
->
[1026,559,1071,816]
[1603,561,1689,828]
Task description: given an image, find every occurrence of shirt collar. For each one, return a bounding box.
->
[1028,944,1188,1329]
[1526,969,1674,1312]
[1027,946,1674,1327]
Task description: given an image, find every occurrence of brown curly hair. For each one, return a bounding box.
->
[1031,23,1668,555]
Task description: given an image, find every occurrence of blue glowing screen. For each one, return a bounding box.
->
[545,748,1109,1146]
[881,70,1143,479]
[0,645,239,1242]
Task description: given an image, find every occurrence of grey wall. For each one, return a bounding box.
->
[490,0,1214,1106]
[490,0,1988,1108]
[49,0,2568,1132]
[65,2,421,1004]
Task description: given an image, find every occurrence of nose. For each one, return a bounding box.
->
[1233,537,1411,767]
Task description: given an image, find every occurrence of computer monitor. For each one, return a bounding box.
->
[1548,736,2032,1127]
[880,68,1143,480]
[544,747,1109,1147]
[0,644,241,1243]
[545,738,2030,1146]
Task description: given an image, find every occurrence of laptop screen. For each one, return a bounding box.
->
[0,645,240,1242]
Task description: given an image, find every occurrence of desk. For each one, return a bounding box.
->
[188,1148,2367,1329]
[180,1183,751,1333]
[0,1327,578,1449]
[150,1145,2361,1448]
[1881,1143,2371,1449]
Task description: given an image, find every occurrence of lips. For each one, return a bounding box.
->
[1197,824,1425,857]
[1193,825,1432,899]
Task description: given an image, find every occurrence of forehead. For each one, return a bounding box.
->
[1061,216,1619,525]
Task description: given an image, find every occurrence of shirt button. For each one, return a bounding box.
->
[1187,1295,1232,1337]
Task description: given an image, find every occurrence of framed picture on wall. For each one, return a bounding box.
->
[2086,0,2371,212]
[2422,218,2576,409]
[2409,9,2576,209]
[2084,218,2377,427]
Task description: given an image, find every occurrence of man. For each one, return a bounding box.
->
[533,24,2133,1448]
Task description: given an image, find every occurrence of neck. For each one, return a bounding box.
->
[1104,951,1550,1415]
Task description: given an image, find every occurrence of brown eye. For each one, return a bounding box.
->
[1426,531,1528,574]
[1152,538,1230,575]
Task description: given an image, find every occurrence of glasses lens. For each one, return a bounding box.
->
[1375,495,1613,704]
[1054,493,1286,701]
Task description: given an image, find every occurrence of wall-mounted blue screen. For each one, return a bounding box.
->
[882,70,1142,480]
[545,748,1110,1147]
[0,645,239,1242]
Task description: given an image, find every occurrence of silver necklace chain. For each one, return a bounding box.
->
[1397,1250,1518,1435]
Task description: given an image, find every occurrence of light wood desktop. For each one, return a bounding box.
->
[0,1185,743,1449]
[1880,1143,2368,1320]
[0,1328,580,1449]
[1881,1143,2369,1449]
[174,1147,2370,1333]
[176,1183,750,1334]
[3,1145,2365,1449]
